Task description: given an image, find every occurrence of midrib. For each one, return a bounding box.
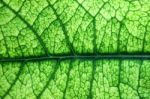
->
[0,53,150,62]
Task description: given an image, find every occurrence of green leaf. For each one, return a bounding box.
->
[0,0,150,99]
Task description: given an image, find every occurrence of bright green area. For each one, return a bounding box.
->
[0,0,150,99]
[0,60,150,99]
[0,0,150,57]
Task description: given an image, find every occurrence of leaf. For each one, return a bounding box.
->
[0,0,150,99]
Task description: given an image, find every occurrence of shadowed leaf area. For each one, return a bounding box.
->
[0,0,150,99]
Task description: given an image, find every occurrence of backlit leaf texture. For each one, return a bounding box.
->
[0,0,150,99]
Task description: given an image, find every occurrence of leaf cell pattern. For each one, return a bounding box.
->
[0,0,150,99]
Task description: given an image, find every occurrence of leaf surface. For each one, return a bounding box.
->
[0,0,150,99]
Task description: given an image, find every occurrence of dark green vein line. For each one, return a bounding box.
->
[93,18,97,54]
[74,0,93,17]
[94,1,108,17]
[26,63,37,96]
[137,60,143,99]
[1,62,25,99]
[46,0,75,55]
[0,0,49,56]
[37,60,60,99]
[62,60,73,99]
[0,53,150,62]
[117,22,122,52]
[117,60,122,99]
[87,60,96,99]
